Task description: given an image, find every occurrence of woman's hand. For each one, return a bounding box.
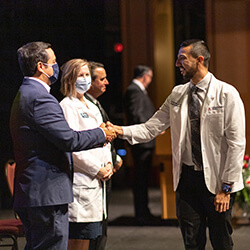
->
[97,162,113,181]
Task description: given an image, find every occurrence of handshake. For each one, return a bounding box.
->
[100,121,123,143]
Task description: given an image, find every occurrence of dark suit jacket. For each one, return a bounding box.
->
[124,81,155,149]
[10,78,105,208]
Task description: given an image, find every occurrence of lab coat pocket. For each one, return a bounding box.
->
[69,183,102,221]
[207,107,224,136]
[74,184,98,208]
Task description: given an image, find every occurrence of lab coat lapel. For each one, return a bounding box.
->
[200,76,215,126]
[179,91,189,144]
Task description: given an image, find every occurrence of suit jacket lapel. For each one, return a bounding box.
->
[84,93,110,122]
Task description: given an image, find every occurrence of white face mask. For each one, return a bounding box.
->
[75,76,91,94]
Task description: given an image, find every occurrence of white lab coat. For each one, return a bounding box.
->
[60,96,112,222]
[122,73,245,194]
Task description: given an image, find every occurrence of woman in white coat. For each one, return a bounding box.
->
[60,59,113,250]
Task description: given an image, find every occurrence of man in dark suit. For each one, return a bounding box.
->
[9,42,116,250]
[124,65,155,225]
[86,61,123,250]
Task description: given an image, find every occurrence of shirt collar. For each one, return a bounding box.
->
[133,79,146,92]
[25,76,51,93]
[190,72,211,92]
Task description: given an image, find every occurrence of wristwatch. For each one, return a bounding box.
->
[221,183,232,194]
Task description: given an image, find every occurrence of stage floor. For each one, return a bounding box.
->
[1,188,250,250]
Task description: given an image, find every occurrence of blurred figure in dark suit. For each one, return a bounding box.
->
[124,65,155,225]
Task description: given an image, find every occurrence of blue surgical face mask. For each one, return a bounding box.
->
[75,76,91,94]
[43,63,59,85]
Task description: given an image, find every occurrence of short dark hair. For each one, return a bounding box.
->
[180,39,210,68]
[89,61,104,81]
[133,65,152,79]
[17,41,52,76]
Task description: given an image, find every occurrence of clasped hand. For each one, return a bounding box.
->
[100,122,117,142]
[97,162,113,181]
[99,122,123,143]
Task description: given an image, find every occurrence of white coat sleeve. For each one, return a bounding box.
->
[122,97,171,145]
[222,86,246,184]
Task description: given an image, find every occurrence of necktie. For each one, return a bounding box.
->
[95,100,109,123]
[84,93,109,122]
[93,100,117,164]
[189,85,203,170]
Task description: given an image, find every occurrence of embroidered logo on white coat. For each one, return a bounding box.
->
[80,112,89,118]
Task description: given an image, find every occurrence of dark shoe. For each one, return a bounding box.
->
[135,214,161,226]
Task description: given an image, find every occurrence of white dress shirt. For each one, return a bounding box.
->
[133,79,147,94]
[25,76,50,93]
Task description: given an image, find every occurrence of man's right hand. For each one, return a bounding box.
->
[100,123,117,142]
[105,121,124,137]
[114,158,123,173]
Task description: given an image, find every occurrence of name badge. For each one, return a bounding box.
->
[80,112,89,118]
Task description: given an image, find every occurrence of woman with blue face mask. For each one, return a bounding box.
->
[60,59,113,250]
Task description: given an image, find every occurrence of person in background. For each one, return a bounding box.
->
[60,59,113,250]
[113,39,245,249]
[10,42,116,250]
[86,61,123,250]
[124,65,156,225]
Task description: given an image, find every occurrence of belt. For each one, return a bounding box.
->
[182,163,202,172]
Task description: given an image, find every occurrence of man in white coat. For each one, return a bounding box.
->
[113,39,245,249]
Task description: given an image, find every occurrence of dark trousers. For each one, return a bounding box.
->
[15,204,68,250]
[176,166,235,250]
[131,147,154,218]
[89,179,112,250]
